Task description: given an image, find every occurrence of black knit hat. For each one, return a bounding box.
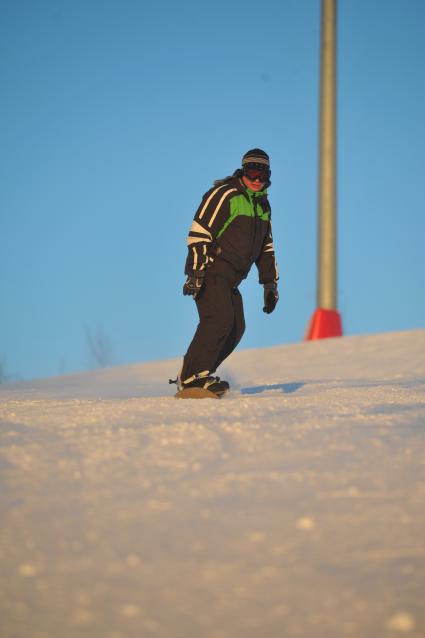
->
[240,148,271,187]
[242,148,270,169]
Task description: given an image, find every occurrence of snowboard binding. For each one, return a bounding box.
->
[169,374,229,399]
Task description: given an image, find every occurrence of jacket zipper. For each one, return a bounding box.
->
[248,192,259,266]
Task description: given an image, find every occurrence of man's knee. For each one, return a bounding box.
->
[238,318,246,341]
[214,310,236,340]
[233,291,245,341]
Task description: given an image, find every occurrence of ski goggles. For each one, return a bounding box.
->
[243,166,270,182]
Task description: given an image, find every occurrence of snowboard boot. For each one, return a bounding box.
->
[183,375,229,397]
[169,373,229,398]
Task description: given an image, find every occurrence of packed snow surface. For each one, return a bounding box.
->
[1,330,425,638]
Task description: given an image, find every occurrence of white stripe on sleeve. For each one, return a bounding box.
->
[189,220,213,239]
[187,236,212,246]
[207,188,237,228]
[198,185,227,220]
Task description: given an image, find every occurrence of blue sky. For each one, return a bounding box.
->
[1,0,424,381]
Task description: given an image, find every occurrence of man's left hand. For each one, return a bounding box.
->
[263,281,279,314]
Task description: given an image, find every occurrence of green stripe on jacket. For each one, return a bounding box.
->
[216,193,270,239]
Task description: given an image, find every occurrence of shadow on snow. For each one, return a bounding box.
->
[240,382,304,395]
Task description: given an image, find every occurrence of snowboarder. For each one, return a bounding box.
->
[172,148,279,398]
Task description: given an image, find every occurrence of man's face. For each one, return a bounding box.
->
[242,166,269,192]
[242,175,266,192]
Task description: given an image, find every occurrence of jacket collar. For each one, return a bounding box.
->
[236,177,268,197]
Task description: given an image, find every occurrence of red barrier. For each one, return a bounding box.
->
[305,308,343,340]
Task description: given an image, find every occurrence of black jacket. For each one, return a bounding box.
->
[185,177,278,287]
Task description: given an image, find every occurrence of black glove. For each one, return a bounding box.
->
[183,270,206,299]
[263,281,279,314]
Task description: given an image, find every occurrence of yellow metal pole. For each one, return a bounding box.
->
[317,0,337,310]
[305,0,342,339]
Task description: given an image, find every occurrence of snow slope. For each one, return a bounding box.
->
[1,330,425,638]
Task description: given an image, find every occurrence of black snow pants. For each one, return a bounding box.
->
[181,271,245,382]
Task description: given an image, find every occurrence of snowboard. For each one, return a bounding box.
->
[175,387,225,399]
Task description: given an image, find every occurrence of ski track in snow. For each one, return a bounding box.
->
[0,330,425,638]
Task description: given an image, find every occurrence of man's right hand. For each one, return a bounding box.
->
[183,270,206,299]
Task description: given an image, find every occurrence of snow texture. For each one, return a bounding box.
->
[1,330,425,638]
